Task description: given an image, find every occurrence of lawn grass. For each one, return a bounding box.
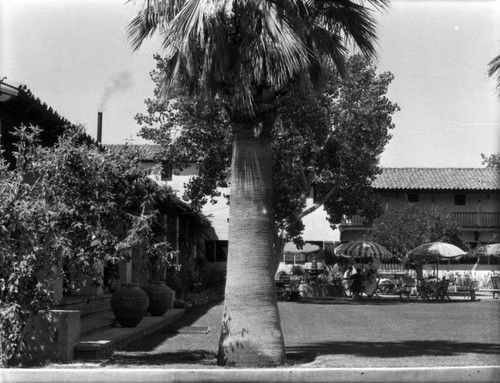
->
[97,294,500,369]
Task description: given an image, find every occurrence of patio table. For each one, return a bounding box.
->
[416,278,438,300]
[417,278,451,300]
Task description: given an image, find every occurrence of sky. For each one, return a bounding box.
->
[1,0,499,168]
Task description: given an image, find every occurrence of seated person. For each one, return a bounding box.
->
[363,269,379,296]
[349,269,363,298]
[342,267,353,296]
[445,270,454,281]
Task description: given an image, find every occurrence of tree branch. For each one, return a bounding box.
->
[296,186,336,221]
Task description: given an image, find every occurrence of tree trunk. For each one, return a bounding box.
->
[217,114,286,367]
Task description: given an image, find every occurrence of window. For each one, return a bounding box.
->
[161,161,172,181]
[454,194,466,206]
[406,193,419,203]
[284,253,294,264]
[205,241,215,262]
[215,241,228,262]
[205,240,228,262]
[294,253,306,264]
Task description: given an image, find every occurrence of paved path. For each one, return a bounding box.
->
[4,366,500,383]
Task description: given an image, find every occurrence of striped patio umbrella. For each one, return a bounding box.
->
[334,240,394,261]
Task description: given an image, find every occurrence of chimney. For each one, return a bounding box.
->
[97,112,103,143]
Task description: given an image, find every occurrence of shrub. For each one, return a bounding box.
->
[290,265,304,276]
[0,126,170,366]
[199,265,226,289]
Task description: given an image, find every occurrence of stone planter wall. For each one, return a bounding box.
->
[22,309,81,364]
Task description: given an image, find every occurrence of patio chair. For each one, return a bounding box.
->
[377,278,398,295]
[435,278,451,300]
[276,274,301,301]
[395,276,416,302]
[463,279,478,300]
[415,279,432,300]
[363,274,380,298]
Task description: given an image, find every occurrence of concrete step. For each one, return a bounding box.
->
[60,295,116,338]
[80,310,116,338]
[74,309,185,360]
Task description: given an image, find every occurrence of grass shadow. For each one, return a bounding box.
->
[295,297,482,306]
[286,340,500,365]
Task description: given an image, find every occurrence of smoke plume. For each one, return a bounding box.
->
[98,71,134,111]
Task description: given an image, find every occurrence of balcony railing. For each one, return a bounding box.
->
[341,212,500,228]
[450,212,500,227]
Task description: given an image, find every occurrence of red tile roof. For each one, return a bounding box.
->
[372,168,500,191]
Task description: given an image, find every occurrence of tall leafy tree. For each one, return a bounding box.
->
[365,206,469,278]
[128,0,388,366]
[481,153,500,167]
[137,54,398,268]
[273,55,397,258]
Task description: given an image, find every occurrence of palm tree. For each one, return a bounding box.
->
[127,0,388,367]
[489,54,500,94]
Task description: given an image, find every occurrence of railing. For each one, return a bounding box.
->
[340,215,369,227]
[341,212,500,228]
[450,212,500,228]
[378,262,405,274]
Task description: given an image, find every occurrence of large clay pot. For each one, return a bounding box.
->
[144,280,174,316]
[111,283,149,327]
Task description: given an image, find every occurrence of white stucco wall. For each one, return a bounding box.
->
[377,191,500,213]
[152,165,340,243]
[301,197,341,242]
[147,163,498,247]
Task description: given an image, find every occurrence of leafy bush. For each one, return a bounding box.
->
[366,206,469,277]
[199,265,226,290]
[290,265,304,276]
[0,126,170,366]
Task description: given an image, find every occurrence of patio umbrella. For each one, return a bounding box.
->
[334,240,394,261]
[406,242,466,277]
[284,243,320,253]
[284,242,320,265]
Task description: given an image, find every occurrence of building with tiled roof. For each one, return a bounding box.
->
[371,168,500,191]
[122,143,500,274]
[341,168,500,263]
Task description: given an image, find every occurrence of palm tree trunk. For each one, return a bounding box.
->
[217,114,286,367]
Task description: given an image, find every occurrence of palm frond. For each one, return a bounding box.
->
[488,54,500,94]
[128,0,388,117]
[315,0,387,59]
[307,26,348,78]
[127,0,186,52]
